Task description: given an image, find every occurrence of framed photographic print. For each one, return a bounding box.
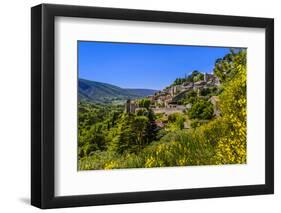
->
[31,3,274,209]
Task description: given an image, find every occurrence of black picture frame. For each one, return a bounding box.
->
[31,3,274,209]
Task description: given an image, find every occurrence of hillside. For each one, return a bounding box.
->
[78,49,247,170]
[79,79,158,103]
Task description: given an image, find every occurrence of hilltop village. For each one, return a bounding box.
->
[125,72,220,121]
[78,49,247,170]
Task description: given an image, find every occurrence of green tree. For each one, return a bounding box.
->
[109,114,136,154]
[188,99,214,120]
[214,48,246,83]
[167,113,186,131]
[132,116,149,151]
[213,50,247,164]
[187,70,202,82]
[138,98,151,109]
[79,123,107,157]
[184,90,198,104]
[193,72,204,82]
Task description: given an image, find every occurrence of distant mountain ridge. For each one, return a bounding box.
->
[79,78,158,103]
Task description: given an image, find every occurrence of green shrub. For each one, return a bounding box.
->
[188,99,214,120]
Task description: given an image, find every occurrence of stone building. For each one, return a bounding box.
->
[204,72,220,86]
[209,96,220,116]
[125,99,137,113]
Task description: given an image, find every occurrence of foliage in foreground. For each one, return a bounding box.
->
[78,49,247,170]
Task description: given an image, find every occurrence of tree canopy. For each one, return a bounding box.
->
[78,49,247,170]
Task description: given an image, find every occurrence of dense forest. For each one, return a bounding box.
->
[78,49,247,170]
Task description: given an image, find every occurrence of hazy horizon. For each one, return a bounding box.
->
[79,77,160,91]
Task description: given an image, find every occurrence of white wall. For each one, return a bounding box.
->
[0,0,279,212]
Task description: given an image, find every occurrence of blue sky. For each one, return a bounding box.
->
[78,41,231,90]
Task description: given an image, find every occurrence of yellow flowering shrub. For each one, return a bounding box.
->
[213,54,247,164]
[104,161,120,169]
[78,49,247,170]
